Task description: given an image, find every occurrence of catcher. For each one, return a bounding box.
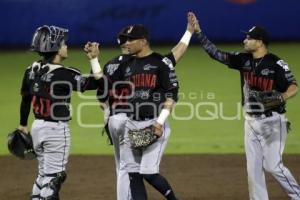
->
[192,12,300,200]
[16,25,101,200]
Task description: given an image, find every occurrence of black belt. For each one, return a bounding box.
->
[36,118,69,123]
[247,111,273,118]
[131,115,154,121]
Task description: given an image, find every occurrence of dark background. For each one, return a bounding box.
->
[0,0,299,47]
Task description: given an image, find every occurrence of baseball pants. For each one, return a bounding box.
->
[120,119,171,174]
[108,113,131,200]
[245,112,300,200]
[30,119,70,199]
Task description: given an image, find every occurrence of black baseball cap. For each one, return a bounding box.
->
[117,27,129,45]
[242,26,270,45]
[118,24,149,42]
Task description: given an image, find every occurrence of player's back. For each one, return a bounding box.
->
[23,61,83,122]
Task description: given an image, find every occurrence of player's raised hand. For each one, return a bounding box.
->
[84,41,92,53]
[85,42,100,59]
[190,13,201,33]
[187,11,196,34]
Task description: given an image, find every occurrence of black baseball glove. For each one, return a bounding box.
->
[248,90,285,111]
[7,129,36,160]
[101,123,113,145]
[128,125,158,149]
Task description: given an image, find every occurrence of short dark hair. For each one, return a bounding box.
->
[38,52,57,64]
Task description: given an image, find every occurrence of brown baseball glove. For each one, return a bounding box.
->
[128,125,158,149]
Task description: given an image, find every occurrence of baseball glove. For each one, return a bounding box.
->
[7,129,36,160]
[248,90,285,111]
[101,123,113,145]
[128,125,158,149]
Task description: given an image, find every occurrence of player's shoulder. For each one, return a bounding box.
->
[106,54,132,65]
[266,53,290,71]
[118,54,132,62]
[47,65,81,81]
[265,53,281,62]
[151,52,175,70]
[148,52,166,62]
[104,54,133,76]
[149,52,163,59]
[26,61,40,70]
[61,66,81,74]
[24,61,42,77]
[104,54,132,68]
[232,52,252,59]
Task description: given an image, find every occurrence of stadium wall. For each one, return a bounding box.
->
[0,0,299,46]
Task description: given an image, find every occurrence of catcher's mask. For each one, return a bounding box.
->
[7,129,36,160]
[31,25,68,53]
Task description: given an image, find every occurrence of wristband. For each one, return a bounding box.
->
[156,109,170,125]
[180,31,192,45]
[90,57,101,74]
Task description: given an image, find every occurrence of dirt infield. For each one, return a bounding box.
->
[2,155,300,200]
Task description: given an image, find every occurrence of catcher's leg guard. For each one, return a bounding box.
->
[40,171,67,200]
[31,175,44,200]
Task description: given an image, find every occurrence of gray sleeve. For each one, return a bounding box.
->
[197,32,230,65]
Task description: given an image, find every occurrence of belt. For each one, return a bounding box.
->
[247,112,273,118]
[36,118,69,123]
[131,115,154,121]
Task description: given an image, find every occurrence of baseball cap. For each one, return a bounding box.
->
[119,24,149,41]
[242,26,270,45]
[117,27,129,45]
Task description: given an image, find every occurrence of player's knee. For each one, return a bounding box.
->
[264,162,281,174]
[141,173,158,182]
[40,196,59,200]
[40,171,67,200]
[128,172,145,186]
[31,175,44,199]
[30,194,41,200]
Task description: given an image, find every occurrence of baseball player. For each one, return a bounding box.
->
[191,13,300,199]
[115,24,180,200]
[18,25,102,200]
[96,13,196,200]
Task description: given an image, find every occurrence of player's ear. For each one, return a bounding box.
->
[257,40,265,48]
[141,38,149,46]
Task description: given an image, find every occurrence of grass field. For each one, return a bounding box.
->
[1,43,299,155]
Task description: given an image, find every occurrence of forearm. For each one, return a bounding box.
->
[20,95,32,126]
[196,32,229,65]
[90,57,103,80]
[85,42,102,80]
[156,98,175,125]
[282,84,298,100]
[82,75,101,91]
[171,31,192,62]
